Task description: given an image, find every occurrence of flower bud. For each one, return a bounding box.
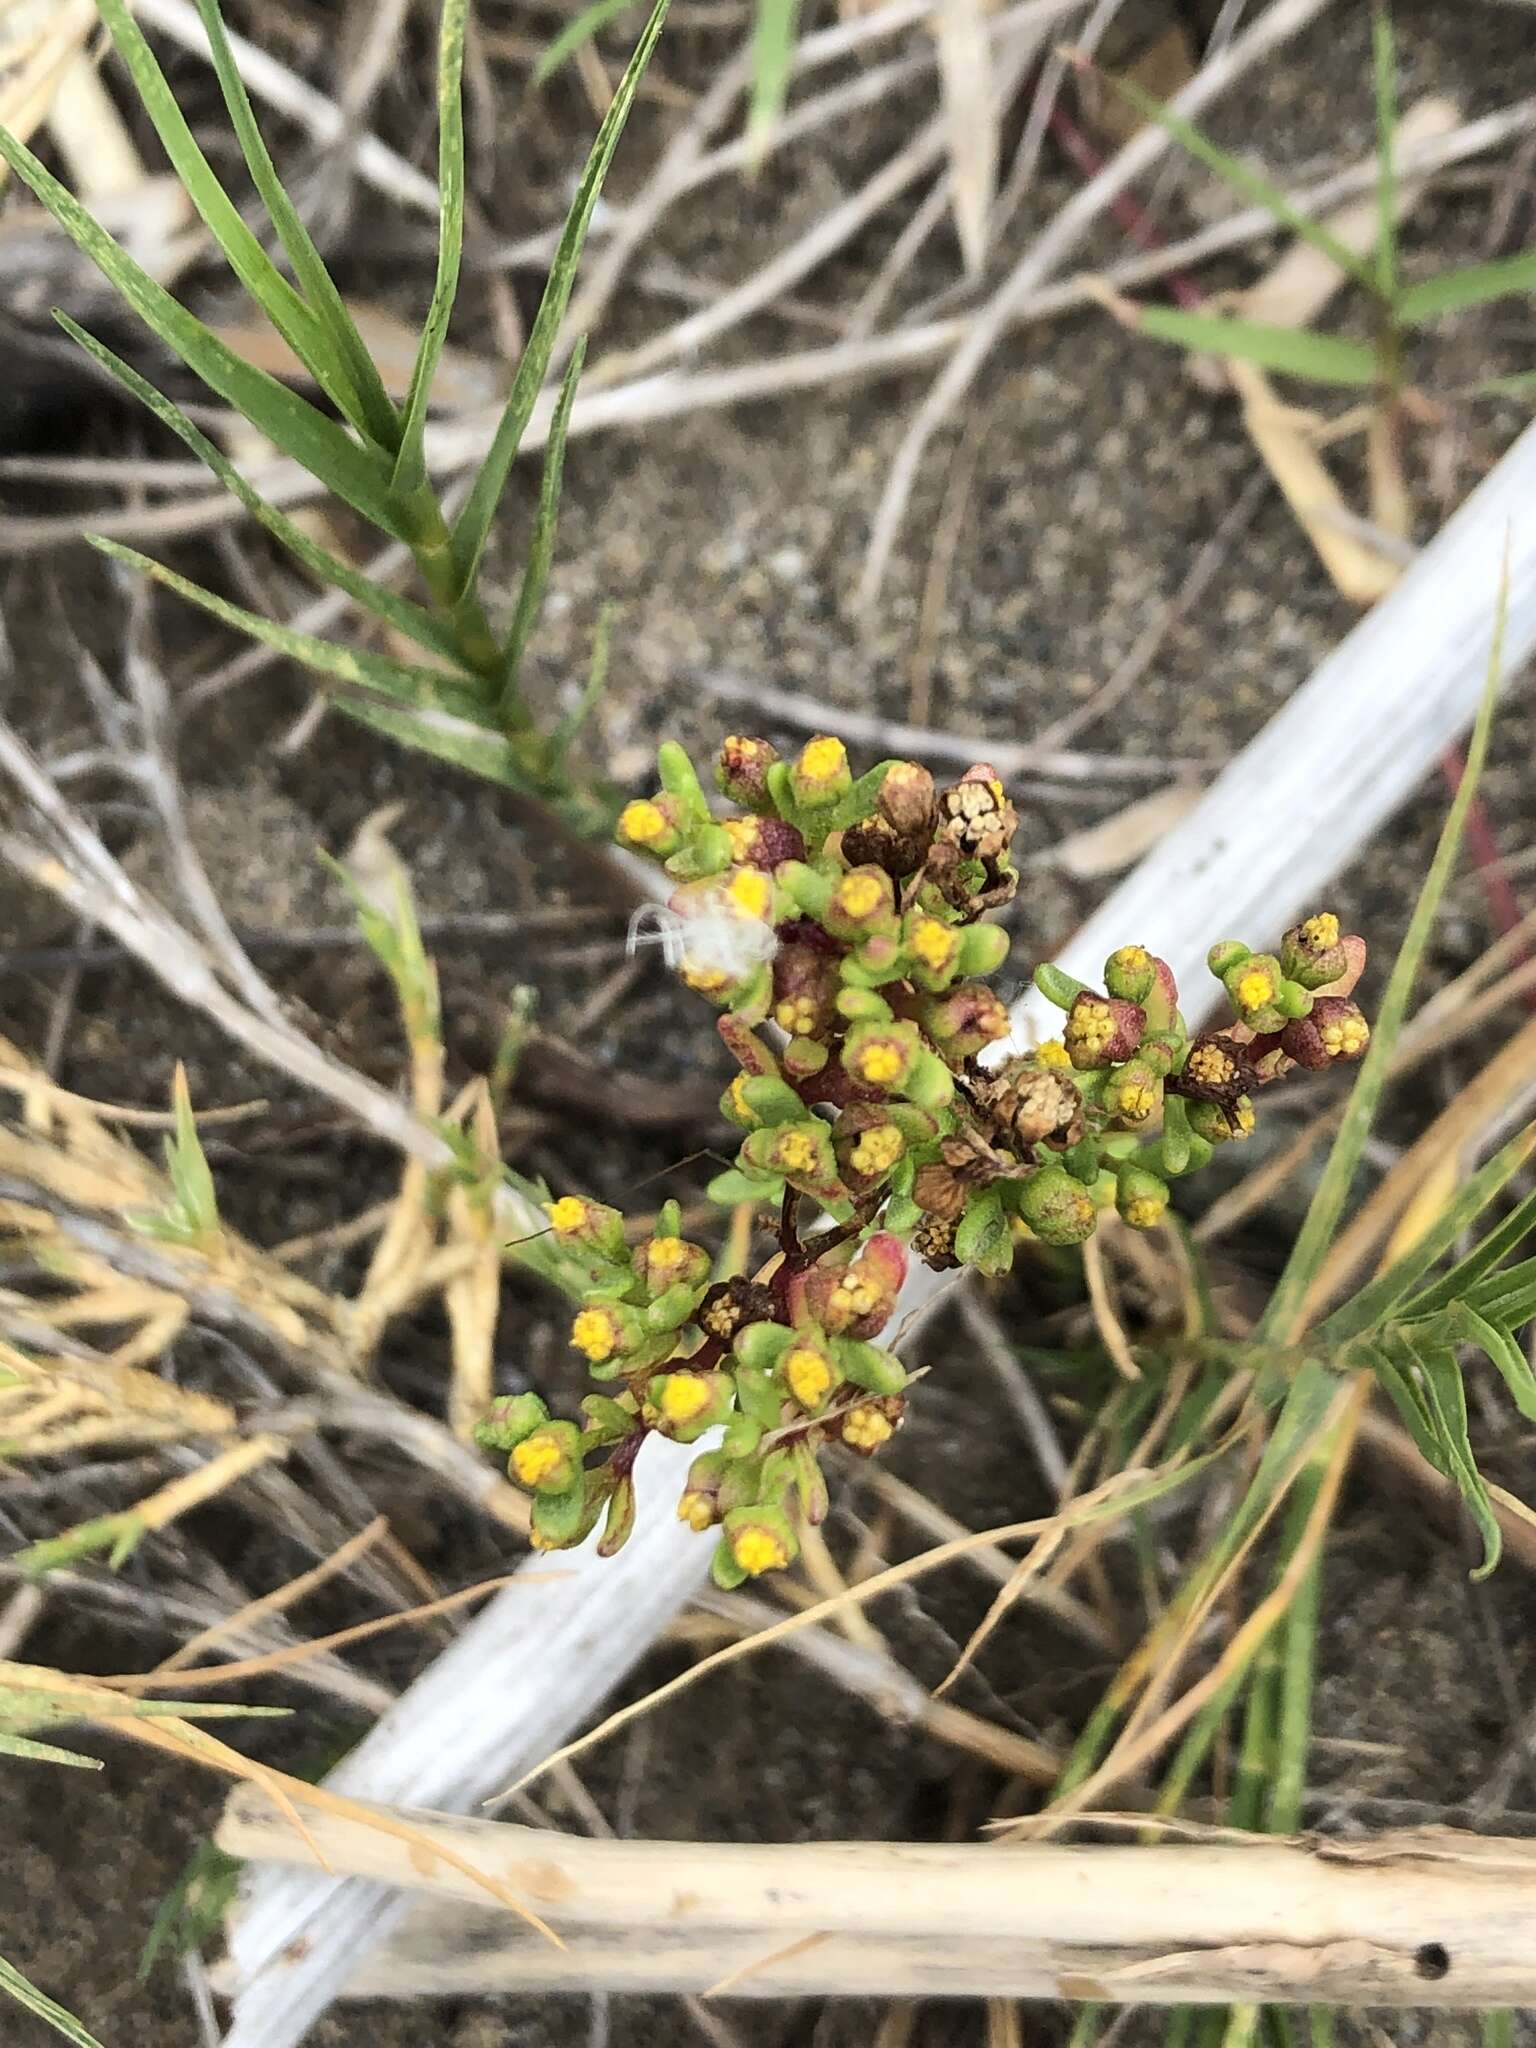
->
[507,1419,582,1494]
[780,1336,839,1413]
[644,1370,735,1441]
[723,813,806,872]
[542,1195,628,1261]
[1186,1095,1256,1143]
[721,1503,799,1578]
[807,1232,907,1338]
[741,1119,843,1199]
[823,864,898,941]
[473,1390,549,1455]
[771,942,841,1040]
[1103,944,1157,1004]
[1280,996,1371,1070]
[1116,1163,1170,1231]
[616,795,684,859]
[1103,1058,1163,1128]
[789,734,853,808]
[1064,991,1146,1070]
[716,735,780,812]
[696,1277,778,1343]
[1279,912,1351,991]
[902,910,963,991]
[678,1448,729,1530]
[569,1302,643,1369]
[839,1395,906,1454]
[1207,940,1251,979]
[878,760,936,836]
[843,1018,923,1094]
[918,982,1011,1062]
[1222,952,1288,1031]
[958,922,1011,978]
[832,1105,909,1194]
[1016,1165,1097,1245]
[633,1234,710,1297]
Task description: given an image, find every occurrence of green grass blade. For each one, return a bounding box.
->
[89,539,486,718]
[1131,307,1378,387]
[535,0,640,83]
[1397,250,1536,327]
[0,124,407,537]
[394,0,470,495]
[335,696,536,792]
[0,1954,106,2048]
[57,317,460,663]
[451,0,669,592]
[92,0,371,429]
[499,338,585,706]
[747,0,801,167]
[1371,3,1399,303]
[189,0,398,448]
[1084,64,1380,295]
[1448,1301,1536,1422]
[1260,570,1510,1345]
[1315,1125,1536,1343]
[1408,1328,1501,1573]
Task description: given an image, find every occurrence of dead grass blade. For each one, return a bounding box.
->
[932,0,998,275]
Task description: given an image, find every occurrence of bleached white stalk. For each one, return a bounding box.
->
[216,1794,1536,2009]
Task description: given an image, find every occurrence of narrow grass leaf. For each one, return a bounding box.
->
[92,0,367,427]
[1397,250,1536,327]
[1407,1326,1501,1573]
[1132,307,1378,387]
[452,0,670,590]
[0,1955,106,2048]
[394,0,470,494]
[499,339,585,704]
[1370,2,1399,303]
[747,0,802,169]
[89,540,486,718]
[535,0,639,83]
[57,318,459,662]
[189,0,398,448]
[1261,569,1510,1345]
[0,125,407,535]
[1084,64,1379,294]
[335,697,536,793]
[1316,1125,1536,1343]
[1448,1300,1536,1421]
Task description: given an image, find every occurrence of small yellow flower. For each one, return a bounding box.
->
[775,994,819,1036]
[1036,1039,1072,1071]
[731,1523,791,1575]
[784,1345,835,1409]
[658,1374,713,1425]
[728,1073,759,1124]
[723,817,759,861]
[831,1274,881,1320]
[1236,967,1276,1013]
[510,1434,566,1487]
[843,1404,894,1451]
[797,735,848,786]
[544,1195,588,1236]
[572,1307,620,1363]
[853,1041,904,1087]
[850,1123,904,1177]
[834,871,885,920]
[1186,1041,1237,1089]
[678,1491,716,1531]
[618,798,669,846]
[908,917,957,970]
[775,1129,819,1175]
[1301,912,1340,949]
[1320,1011,1369,1058]
[681,960,731,995]
[644,1237,689,1284]
[1065,999,1113,1061]
[1124,1194,1165,1230]
[727,867,774,920]
[1115,1077,1158,1122]
[1231,1098,1257,1138]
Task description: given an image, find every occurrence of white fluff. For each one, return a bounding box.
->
[627,886,780,985]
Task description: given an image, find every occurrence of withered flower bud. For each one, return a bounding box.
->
[913,1213,961,1270]
[878,760,936,837]
[716,735,780,812]
[1063,991,1146,1070]
[696,1277,778,1343]
[722,813,805,872]
[937,767,1018,863]
[1279,996,1371,1070]
[975,1059,1084,1150]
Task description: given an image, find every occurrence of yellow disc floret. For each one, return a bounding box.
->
[775,1129,820,1175]
[775,994,820,1036]
[645,1237,690,1283]
[853,1041,904,1086]
[834,872,885,920]
[728,1073,759,1124]
[797,735,848,785]
[1036,1039,1073,1071]
[678,1491,716,1531]
[1236,966,1276,1012]
[1123,1194,1166,1230]
[658,1374,713,1425]
[731,1523,791,1576]
[909,917,957,970]
[618,799,669,846]
[1320,1010,1369,1058]
[724,817,759,862]
[850,1123,904,1177]
[571,1307,620,1363]
[510,1433,566,1487]
[1302,912,1340,949]
[1115,1077,1158,1123]
[544,1196,588,1236]
[785,1346,835,1410]
[843,1405,894,1451]
[726,867,774,920]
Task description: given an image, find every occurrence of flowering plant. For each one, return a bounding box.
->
[478,736,1370,1583]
